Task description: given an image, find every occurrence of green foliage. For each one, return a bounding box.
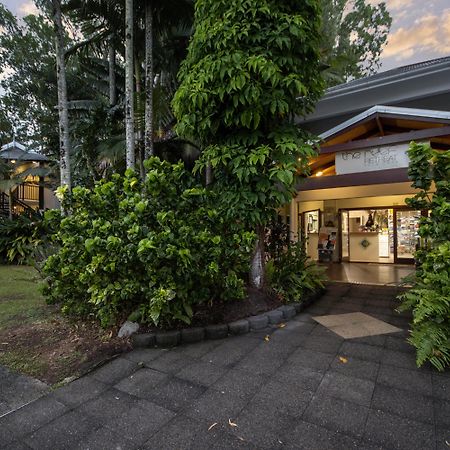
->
[173,0,324,227]
[0,214,44,264]
[267,240,326,303]
[42,158,255,327]
[398,142,450,371]
[320,0,392,86]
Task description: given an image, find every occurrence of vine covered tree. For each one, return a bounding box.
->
[320,0,392,86]
[173,0,325,287]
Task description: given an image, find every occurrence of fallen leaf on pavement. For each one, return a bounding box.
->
[228,419,238,428]
[208,423,218,431]
[264,335,270,342]
[339,356,348,364]
[278,323,286,328]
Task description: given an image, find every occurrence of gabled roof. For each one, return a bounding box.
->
[0,141,49,162]
[320,105,450,141]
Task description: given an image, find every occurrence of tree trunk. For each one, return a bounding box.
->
[108,34,117,107]
[125,0,135,169]
[144,1,154,160]
[52,0,71,191]
[250,225,265,289]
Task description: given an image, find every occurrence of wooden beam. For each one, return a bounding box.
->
[296,168,410,191]
[375,114,385,136]
[320,126,450,154]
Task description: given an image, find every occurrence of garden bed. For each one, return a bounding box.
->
[0,265,130,384]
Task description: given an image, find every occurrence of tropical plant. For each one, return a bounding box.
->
[0,213,45,264]
[173,0,325,289]
[398,142,450,371]
[266,239,326,304]
[42,157,255,327]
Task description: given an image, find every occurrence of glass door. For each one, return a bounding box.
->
[394,209,421,263]
[340,210,349,261]
[303,210,320,260]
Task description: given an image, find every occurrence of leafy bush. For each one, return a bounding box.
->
[42,158,255,328]
[267,240,326,303]
[398,142,450,371]
[0,213,44,264]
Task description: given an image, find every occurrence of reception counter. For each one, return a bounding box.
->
[349,232,383,262]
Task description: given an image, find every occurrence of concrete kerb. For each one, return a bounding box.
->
[130,288,326,349]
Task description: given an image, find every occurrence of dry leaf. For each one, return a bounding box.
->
[228,419,238,428]
[339,356,348,364]
[264,335,270,342]
[208,422,218,431]
[278,323,286,328]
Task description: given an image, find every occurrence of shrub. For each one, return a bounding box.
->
[42,158,255,328]
[267,239,326,303]
[0,213,44,264]
[398,142,450,371]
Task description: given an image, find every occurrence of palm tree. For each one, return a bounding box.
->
[52,0,72,190]
[125,0,135,169]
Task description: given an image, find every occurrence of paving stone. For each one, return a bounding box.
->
[377,364,433,396]
[0,441,32,450]
[285,420,363,450]
[292,313,317,324]
[74,425,139,450]
[181,327,205,344]
[380,348,419,370]
[205,324,228,340]
[299,333,343,355]
[144,415,257,450]
[287,347,334,371]
[248,314,269,330]
[184,388,249,423]
[0,395,68,439]
[212,368,267,400]
[251,379,313,418]
[267,310,284,324]
[316,371,375,407]
[52,376,108,407]
[372,384,434,425]
[173,340,221,358]
[228,319,249,335]
[233,344,291,376]
[24,409,100,450]
[363,409,435,450]
[303,394,369,438]
[0,422,18,447]
[156,330,180,347]
[176,361,226,387]
[330,355,380,381]
[76,388,137,421]
[114,368,168,398]
[436,427,450,450]
[90,357,138,385]
[131,332,155,348]
[434,398,450,428]
[145,377,206,411]
[350,334,387,347]
[123,348,168,364]
[103,399,175,446]
[146,351,195,374]
[276,363,325,392]
[200,337,259,367]
[339,341,383,363]
[433,373,450,401]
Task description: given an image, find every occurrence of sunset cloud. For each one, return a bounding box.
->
[383,10,450,61]
[18,1,38,16]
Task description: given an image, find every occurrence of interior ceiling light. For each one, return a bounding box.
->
[11,159,16,163]
[315,171,323,177]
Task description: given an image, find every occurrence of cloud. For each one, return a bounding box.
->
[382,10,450,61]
[368,0,413,11]
[18,1,38,16]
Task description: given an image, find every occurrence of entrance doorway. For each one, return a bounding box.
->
[339,208,422,264]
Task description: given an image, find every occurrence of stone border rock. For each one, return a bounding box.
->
[131,288,326,348]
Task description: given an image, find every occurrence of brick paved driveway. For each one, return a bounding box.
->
[1,283,449,450]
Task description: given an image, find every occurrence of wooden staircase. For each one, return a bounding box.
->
[0,192,35,217]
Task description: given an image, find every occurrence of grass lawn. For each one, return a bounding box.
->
[0,265,129,384]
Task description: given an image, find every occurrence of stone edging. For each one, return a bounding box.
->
[131,288,326,349]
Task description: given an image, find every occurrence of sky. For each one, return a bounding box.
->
[2,0,450,73]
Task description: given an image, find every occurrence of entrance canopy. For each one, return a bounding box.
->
[299,105,450,192]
